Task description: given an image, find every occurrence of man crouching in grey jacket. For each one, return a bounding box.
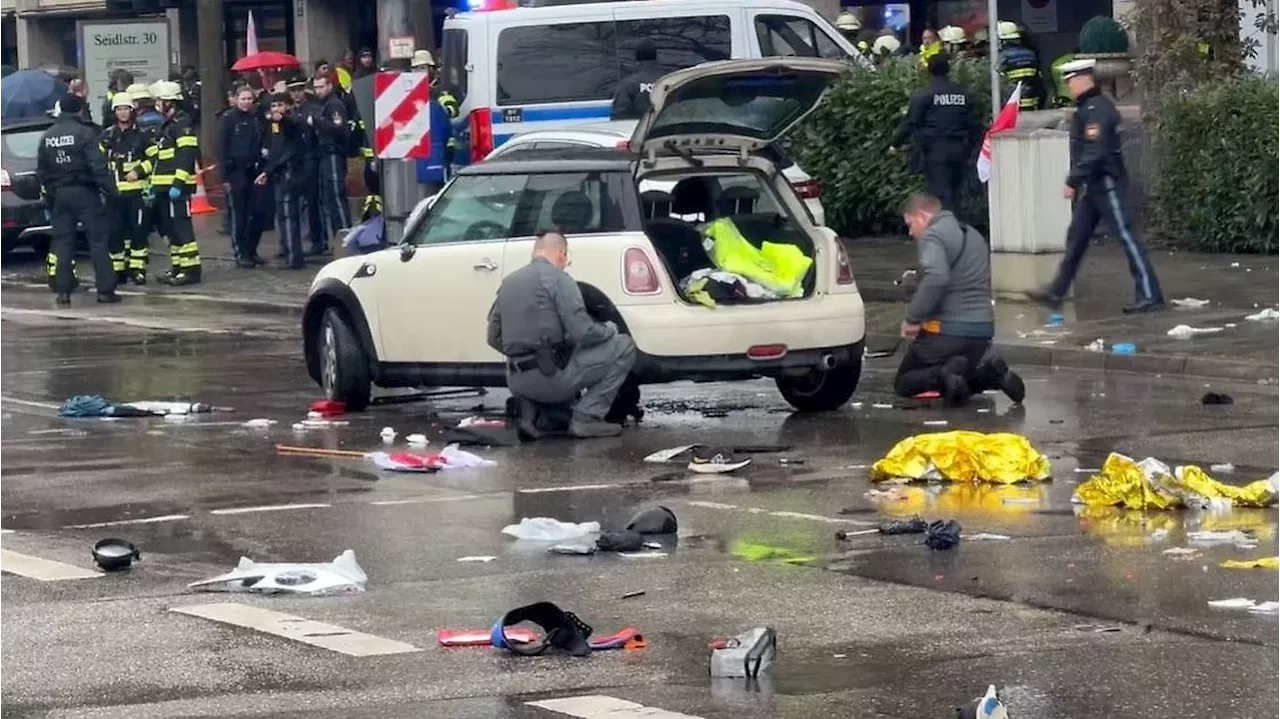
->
[895,194,1025,406]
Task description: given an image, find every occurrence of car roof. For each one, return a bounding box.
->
[459,146,634,175]
[1,117,54,132]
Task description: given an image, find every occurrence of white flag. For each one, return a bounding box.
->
[976,83,1022,184]
[246,11,260,56]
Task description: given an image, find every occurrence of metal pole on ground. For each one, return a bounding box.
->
[377,0,418,244]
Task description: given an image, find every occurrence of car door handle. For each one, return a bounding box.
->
[473,258,498,271]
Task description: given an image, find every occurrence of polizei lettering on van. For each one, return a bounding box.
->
[93,31,159,46]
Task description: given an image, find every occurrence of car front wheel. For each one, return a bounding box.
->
[318,307,372,411]
[776,357,862,413]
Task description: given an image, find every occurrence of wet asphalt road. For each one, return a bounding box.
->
[1,289,1277,719]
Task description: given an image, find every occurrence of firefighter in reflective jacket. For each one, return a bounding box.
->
[148,80,203,286]
[997,21,1045,111]
[100,92,152,285]
[410,50,457,193]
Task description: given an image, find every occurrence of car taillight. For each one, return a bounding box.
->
[0,169,10,192]
[835,240,855,285]
[623,247,660,295]
[469,109,493,164]
[791,179,821,200]
[615,140,630,151]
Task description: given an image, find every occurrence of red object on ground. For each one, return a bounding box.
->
[231,51,301,72]
[308,400,346,417]
[437,628,536,647]
[387,452,447,470]
[912,391,941,399]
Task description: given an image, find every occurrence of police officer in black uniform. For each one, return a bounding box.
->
[311,73,352,249]
[257,93,309,270]
[892,55,978,211]
[36,93,119,305]
[1028,59,1165,314]
[287,76,327,257]
[611,40,664,121]
[219,85,268,268]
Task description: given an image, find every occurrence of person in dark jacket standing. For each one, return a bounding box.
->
[1027,59,1164,314]
[610,40,663,121]
[256,93,308,270]
[219,85,268,268]
[892,55,978,211]
[37,93,119,305]
[895,194,1024,406]
[310,73,352,246]
[287,75,326,257]
[100,92,152,285]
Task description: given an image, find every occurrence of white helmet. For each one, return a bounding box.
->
[997,21,1021,41]
[411,50,435,69]
[939,26,967,46]
[125,82,151,101]
[150,80,183,101]
[111,92,135,109]
[835,12,861,32]
[872,35,901,56]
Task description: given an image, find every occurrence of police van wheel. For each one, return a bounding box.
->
[320,307,371,411]
[776,359,861,413]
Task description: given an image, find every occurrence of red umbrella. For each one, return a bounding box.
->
[231,51,301,72]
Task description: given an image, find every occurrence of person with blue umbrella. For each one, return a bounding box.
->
[1,69,66,121]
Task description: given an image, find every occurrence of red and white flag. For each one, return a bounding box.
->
[246,10,260,56]
[976,83,1022,184]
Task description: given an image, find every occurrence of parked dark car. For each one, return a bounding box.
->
[2,116,55,256]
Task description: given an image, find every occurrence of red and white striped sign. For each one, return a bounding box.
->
[374,72,433,160]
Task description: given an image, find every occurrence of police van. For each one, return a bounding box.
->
[439,0,864,166]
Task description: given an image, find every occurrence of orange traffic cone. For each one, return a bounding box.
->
[190,162,217,215]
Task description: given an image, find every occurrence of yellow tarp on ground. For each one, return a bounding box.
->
[1073,453,1278,510]
[1221,557,1280,570]
[870,431,1052,484]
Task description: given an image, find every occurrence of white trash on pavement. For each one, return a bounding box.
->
[188,549,367,595]
[502,517,601,542]
[1166,324,1224,340]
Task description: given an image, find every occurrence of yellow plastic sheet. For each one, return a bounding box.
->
[870,431,1052,484]
[1072,453,1278,510]
[1221,557,1280,570]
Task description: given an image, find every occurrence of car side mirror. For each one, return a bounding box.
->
[400,244,416,262]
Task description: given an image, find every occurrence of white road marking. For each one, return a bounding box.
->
[0,549,101,580]
[528,695,703,718]
[519,483,622,494]
[64,514,189,529]
[685,500,876,527]
[0,396,61,411]
[368,493,489,506]
[0,529,14,534]
[169,603,422,656]
[209,503,331,515]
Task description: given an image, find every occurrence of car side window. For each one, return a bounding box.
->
[409,174,529,246]
[615,15,732,78]
[496,22,619,105]
[755,15,846,60]
[509,172,628,237]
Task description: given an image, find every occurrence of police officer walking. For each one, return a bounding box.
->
[611,40,663,121]
[258,92,309,269]
[36,93,118,305]
[311,74,352,248]
[100,92,152,286]
[1027,59,1165,314]
[219,85,268,269]
[892,55,978,211]
[486,230,638,440]
[149,80,203,285]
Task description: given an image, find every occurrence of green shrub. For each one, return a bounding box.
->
[787,57,993,237]
[1149,74,1278,254]
[1079,16,1130,54]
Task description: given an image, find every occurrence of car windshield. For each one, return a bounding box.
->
[407,171,632,245]
[2,128,45,159]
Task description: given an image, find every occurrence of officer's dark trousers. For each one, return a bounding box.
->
[275,181,304,268]
[301,163,326,252]
[1048,176,1163,303]
[225,170,265,260]
[50,186,114,295]
[923,143,967,210]
[318,153,351,237]
[894,333,1004,398]
[108,192,145,281]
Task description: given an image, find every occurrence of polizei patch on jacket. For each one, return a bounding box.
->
[1084,122,1101,140]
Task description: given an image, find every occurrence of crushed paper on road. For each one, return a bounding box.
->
[870,431,1052,485]
[1072,453,1278,510]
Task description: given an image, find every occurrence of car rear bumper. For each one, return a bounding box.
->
[633,341,863,384]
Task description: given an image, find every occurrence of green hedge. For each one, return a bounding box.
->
[787,57,994,237]
[1149,74,1279,254]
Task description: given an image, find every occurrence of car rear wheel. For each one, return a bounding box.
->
[318,307,371,411]
[776,356,862,412]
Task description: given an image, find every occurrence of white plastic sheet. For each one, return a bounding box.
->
[188,550,367,595]
[501,517,601,542]
[1166,324,1224,339]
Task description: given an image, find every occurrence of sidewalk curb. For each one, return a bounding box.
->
[865,332,1276,383]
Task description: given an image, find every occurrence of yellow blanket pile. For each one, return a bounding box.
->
[870,431,1052,484]
[1073,453,1278,510]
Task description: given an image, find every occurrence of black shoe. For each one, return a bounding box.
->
[940,357,971,407]
[235,258,257,269]
[305,246,330,257]
[569,418,623,439]
[978,355,1026,405]
[1123,298,1166,314]
[130,272,147,286]
[115,272,129,285]
[251,255,268,266]
[97,292,121,304]
[513,398,542,441]
[274,251,288,260]
[166,270,201,287]
[1025,287,1064,311]
[55,293,71,305]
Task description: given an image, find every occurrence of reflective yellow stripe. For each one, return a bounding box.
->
[139,160,153,174]
[145,145,159,157]
[361,147,374,158]
[173,169,192,182]
[117,181,145,191]
[176,135,199,148]
[157,148,176,159]
[151,174,174,186]
[1007,68,1036,78]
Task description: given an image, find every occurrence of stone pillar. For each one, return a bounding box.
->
[294,0,347,68]
[16,15,63,68]
[197,0,225,161]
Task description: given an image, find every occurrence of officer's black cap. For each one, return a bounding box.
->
[269,92,290,105]
[286,78,307,90]
[60,93,84,114]
[927,55,950,77]
[636,40,657,63]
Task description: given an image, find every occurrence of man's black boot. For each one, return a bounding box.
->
[1123,298,1165,314]
[977,354,1026,404]
[97,292,121,304]
[1025,287,1063,311]
[940,356,971,407]
[513,398,542,441]
[55,293,71,305]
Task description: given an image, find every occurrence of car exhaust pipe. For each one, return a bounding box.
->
[818,353,836,370]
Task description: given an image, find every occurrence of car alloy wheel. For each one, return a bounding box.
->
[322,321,339,400]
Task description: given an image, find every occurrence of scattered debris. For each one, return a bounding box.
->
[1170,297,1211,308]
[1230,262,1241,268]
[242,418,276,428]
[620,590,646,600]
[730,541,815,565]
[275,445,367,459]
[189,550,367,595]
[834,528,880,540]
[872,403,894,409]
[1201,392,1234,405]
[617,551,668,559]
[688,449,751,474]
[1246,308,1280,321]
[307,400,346,417]
[502,518,601,542]
[1085,338,1105,352]
[871,431,1052,484]
[1074,624,1124,633]
[1250,601,1280,614]
[405,433,429,446]
[1073,454,1278,510]
[1210,462,1236,473]
[1047,312,1064,325]
[92,538,140,572]
[879,517,929,535]
[850,402,863,409]
[1166,324,1224,339]
[59,395,230,418]
[1187,530,1259,549]
[965,533,1012,541]
[709,627,776,678]
[701,409,729,418]
[438,628,536,647]
[1221,557,1279,570]
[643,444,701,463]
[597,531,645,553]
[1149,528,1169,542]
[925,519,962,550]
[732,444,793,454]
[1207,598,1258,610]
[493,602,594,657]
[626,506,678,534]
[1162,547,1201,559]
[456,555,497,563]
[956,684,1009,719]
[368,452,441,472]
[380,427,397,443]
[1111,343,1136,355]
[548,543,597,555]
[922,420,949,427]
[778,457,805,465]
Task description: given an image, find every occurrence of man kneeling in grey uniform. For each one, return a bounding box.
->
[487,229,638,439]
[895,194,1025,406]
